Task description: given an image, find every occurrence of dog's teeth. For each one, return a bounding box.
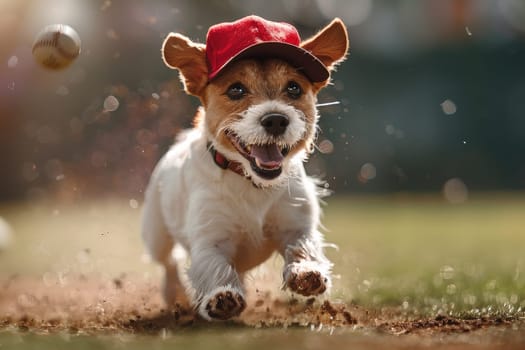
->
[246,145,252,152]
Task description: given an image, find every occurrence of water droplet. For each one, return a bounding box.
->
[440,265,455,280]
[441,99,457,115]
[446,284,457,295]
[486,280,497,290]
[359,279,371,292]
[129,199,139,209]
[465,26,472,36]
[318,139,334,154]
[443,178,468,204]
[103,95,119,112]
[7,55,18,68]
[359,163,376,181]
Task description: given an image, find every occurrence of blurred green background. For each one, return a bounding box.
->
[1,0,525,201]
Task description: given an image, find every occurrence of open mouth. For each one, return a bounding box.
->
[226,132,290,180]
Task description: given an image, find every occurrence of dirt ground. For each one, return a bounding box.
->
[1,275,524,349]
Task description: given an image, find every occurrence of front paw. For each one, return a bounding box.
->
[285,269,329,297]
[199,286,246,321]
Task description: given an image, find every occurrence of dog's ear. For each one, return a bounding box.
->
[301,18,349,74]
[162,33,208,96]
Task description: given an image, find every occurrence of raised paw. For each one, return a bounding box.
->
[286,270,328,297]
[200,288,246,321]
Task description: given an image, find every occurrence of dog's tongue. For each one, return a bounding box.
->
[250,144,283,170]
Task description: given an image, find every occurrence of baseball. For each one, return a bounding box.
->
[32,24,81,70]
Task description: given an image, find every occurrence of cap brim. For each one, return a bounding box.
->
[209,42,329,83]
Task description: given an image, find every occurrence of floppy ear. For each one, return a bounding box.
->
[162,33,208,96]
[301,18,349,73]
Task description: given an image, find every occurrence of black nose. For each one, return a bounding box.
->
[260,114,289,136]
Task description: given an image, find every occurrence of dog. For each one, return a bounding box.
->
[141,15,348,321]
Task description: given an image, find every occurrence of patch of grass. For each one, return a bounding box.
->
[325,193,525,318]
[0,198,152,277]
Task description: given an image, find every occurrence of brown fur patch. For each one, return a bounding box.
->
[162,33,208,96]
[203,59,318,157]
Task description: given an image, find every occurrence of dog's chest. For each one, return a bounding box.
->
[223,189,283,271]
[232,234,278,273]
[227,191,275,240]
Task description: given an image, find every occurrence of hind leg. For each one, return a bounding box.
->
[162,245,190,307]
[142,188,187,307]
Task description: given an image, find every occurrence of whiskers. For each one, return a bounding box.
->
[315,101,340,108]
[216,114,241,140]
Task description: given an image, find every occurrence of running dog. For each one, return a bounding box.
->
[142,15,349,320]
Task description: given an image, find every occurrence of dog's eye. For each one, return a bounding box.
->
[226,83,247,100]
[286,81,302,99]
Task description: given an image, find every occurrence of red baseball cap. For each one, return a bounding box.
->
[206,15,329,82]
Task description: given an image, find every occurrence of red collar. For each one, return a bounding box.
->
[208,143,247,178]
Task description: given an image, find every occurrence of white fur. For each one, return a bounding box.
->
[230,100,307,147]
[141,113,332,320]
[208,100,312,188]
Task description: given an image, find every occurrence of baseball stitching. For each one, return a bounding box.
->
[32,25,80,62]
